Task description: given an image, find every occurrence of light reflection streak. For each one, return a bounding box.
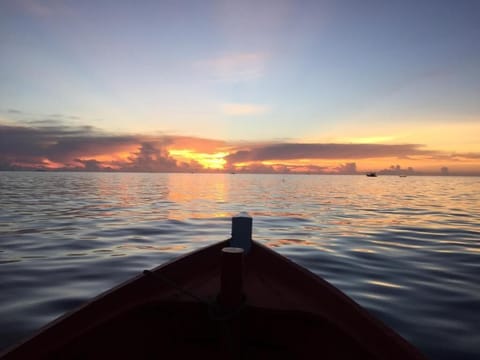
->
[370,240,423,250]
[116,244,187,252]
[367,280,405,289]
[351,248,377,254]
[265,238,317,248]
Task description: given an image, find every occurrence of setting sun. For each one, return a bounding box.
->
[169,150,228,170]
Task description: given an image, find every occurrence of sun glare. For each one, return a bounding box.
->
[169,150,228,170]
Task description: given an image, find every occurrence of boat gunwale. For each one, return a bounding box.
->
[0,239,426,359]
[0,240,228,358]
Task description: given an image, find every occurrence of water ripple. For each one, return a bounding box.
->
[1,172,479,359]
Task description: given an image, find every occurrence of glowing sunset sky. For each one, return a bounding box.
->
[1,0,479,174]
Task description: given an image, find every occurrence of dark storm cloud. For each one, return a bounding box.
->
[0,123,135,163]
[74,159,104,171]
[225,143,437,163]
[0,123,201,171]
[123,142,178,172]
[45,134,136,163]
[0,125,47,158]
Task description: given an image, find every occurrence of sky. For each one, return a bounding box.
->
[1,0,479,175]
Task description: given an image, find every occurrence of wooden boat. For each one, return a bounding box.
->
[366,172,377,177]
[0,214,425,359]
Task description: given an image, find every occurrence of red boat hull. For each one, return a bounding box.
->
[0,240,425,359]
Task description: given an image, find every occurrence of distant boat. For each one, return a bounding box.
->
[399,175,407,177]
[366,172,377,177]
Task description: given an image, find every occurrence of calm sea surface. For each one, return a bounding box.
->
[1,172,479,358]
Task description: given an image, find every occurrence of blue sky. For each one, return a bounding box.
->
[1,0,479,173]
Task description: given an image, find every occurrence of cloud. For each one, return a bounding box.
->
[0,122,225,172]
[124,142,178,172]
[336,162,357,174]
[195,52,266,82]
[225,143,436,164]
[227,162,278,174]
[221,103,269,116]
[2,120,480,174]
[450,152,480,160]
[226,161,329,174]
[0,123,132,168]
[74,159,104,171]
[45,134,136,163]
[167,136,227,153]
[1,109,83,127]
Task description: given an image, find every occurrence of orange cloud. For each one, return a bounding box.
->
[1,122,480,175]
[166,136,228,153]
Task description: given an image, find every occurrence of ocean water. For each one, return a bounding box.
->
[0,172,479,359]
